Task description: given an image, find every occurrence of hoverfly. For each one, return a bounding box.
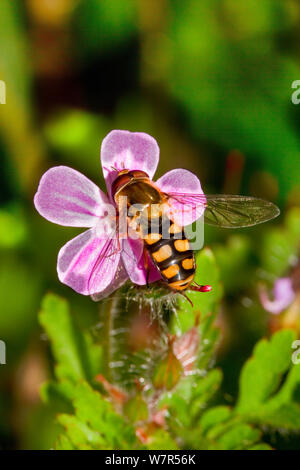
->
[110,169,280,296]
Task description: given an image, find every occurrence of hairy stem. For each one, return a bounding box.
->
[101,295,119,382]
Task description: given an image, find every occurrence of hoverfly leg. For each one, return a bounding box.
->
[178,291,194,308]
[143,248,150,287]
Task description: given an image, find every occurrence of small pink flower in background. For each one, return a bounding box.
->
[34,130,205,299]
[259,277,296,315]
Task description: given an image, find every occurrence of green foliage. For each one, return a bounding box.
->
[157,368,272,450]
[39,294,102,384]
[168,0,300,201]
[0,0,31,112]
[0,204,28,249]
[0,0,45,193]
[171,248,222,370]
[260,208,300,278]
[236,330,300,429]
[39,294,102,407]
[43,110,110,178]
[213,235,254,293]
[72,0,137,58]
[57,382,139,450]
[38,274,300,450]
[157,330,300,449]
[0,254,42,350]
[210,208,300,304]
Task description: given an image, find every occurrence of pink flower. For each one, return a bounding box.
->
[34,130,205,299]
[259,277,296,315]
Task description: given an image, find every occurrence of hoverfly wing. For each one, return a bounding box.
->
[164,192,279,228]
[204,195,280,228]
[163,192,207,226]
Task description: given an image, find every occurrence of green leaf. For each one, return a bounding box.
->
[200,406,232,434]
[160,369,223,430]
[159,367,270,450]
[259,207,300,283]
[57,414,105,449]
[146,429,179,450]
[177,248,223,328]
[217,423,261,450]
[55,434,75,450]
[237,329,296,412]
[39,293,102,384]
[260,228,297,277]
[236,329,300,430]
[170,248,222,369]
[71,382,138,449]
[249,443,272,450]
[191,369,222,403]
[40,380,75,408]
[256,403,300,429]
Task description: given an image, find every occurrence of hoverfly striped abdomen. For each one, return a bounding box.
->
[112,169,210,294]
[143,216,196,291]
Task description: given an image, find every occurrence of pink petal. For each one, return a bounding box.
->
[121,237,144,280]
[34,166,110,227]
[57,228,122,295]
[101,130,159,194]
[90,259,129,301]
[259,277,295,315]
[156,169,205,226]
[121,237,162,285]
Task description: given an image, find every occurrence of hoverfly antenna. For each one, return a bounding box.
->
[110,165,119,172]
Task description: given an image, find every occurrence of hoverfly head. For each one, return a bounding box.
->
[111,169,150,200]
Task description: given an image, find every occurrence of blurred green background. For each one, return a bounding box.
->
[0,0,300,449]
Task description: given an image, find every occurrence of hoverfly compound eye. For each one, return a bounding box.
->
[111,173,131,197]
[112,169,150,199]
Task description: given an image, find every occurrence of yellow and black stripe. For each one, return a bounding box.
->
[143,216,195,291]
